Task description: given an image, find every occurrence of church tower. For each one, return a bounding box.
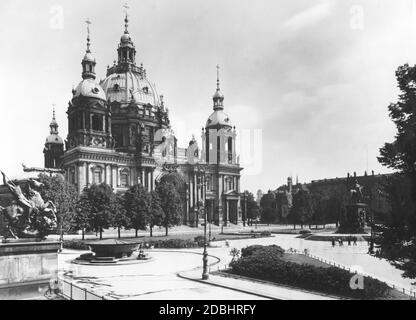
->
[200,66,242,227]
[44,108,64,168]
[201,65,237,165]
[66,20,113,151]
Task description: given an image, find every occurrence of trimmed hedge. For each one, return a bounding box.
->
[241,245,284,258]
[149,238,200,249]
[63,240,91,250]
[229,245,389,299]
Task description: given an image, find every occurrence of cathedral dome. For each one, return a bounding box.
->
[101,71,161,107]
[206,110,232,129]
[73,78,107,102]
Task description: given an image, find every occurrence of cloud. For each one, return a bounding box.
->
[283,1,334,31]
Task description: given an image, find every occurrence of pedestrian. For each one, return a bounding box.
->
[331,237,335,247]
[347,236,351,246]
[353,236,357,246]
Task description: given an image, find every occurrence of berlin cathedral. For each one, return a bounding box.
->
[43,14,243,227]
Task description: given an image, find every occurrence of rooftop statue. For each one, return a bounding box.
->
[0,171,57,239]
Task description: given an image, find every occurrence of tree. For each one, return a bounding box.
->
[310,191,328,229]
[81,183,114,240]
[148,191,164,237]
[242,191,260,226]
[124,185,149,237]
[37,173,78,235]
[289,190,313,229]
[156,181,182,236]
[74,196,91,240]
[377,63,416,279]
[111,194,130,239]
[259,191,277,224]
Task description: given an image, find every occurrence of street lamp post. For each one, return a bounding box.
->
[58,222,63,253]
[244,191,247,227]
[196,164,209,280]
[202,206,209,280]
[208,216,212,243]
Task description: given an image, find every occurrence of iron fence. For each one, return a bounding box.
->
[59,278,109,300]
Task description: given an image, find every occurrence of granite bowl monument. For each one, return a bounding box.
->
[74,239,151,265]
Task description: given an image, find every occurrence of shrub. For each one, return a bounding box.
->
[194,236,206,246]
[241,245,285,258]
[260,231,272,237]
[229,245,389,299]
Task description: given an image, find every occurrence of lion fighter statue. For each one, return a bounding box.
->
[0,171,57,239]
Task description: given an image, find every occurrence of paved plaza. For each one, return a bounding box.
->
[58,234,415,300]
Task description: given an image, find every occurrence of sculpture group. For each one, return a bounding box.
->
[0,171,57,239]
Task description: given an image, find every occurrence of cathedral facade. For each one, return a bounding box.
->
[43,15,243,227]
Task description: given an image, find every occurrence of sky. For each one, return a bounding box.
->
[0,0,415,194]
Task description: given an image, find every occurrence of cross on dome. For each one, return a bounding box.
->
[123,2,130,34]
[86,18,92,53]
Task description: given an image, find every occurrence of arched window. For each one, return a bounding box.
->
[120,169,130,187]
[92,167,103,184]
[92,114,103,131]
[69,167,76,185]
[206,175,212,191]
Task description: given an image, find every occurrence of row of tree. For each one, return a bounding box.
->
[38,174,183,239]
[259,188,351,229]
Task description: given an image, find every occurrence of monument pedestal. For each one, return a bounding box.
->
[338,203,368,234]
[0,240,60,299]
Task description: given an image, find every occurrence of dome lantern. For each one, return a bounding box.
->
[82,19,97,80]
[213,64,225,111]
[117,5,137,68]
[206,65,232,129]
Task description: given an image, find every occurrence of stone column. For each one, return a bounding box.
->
[144,168,148,191]
[141,170,145,187]
[77,162,86,193]
[112,166,117,189]
[226,200,230,225]
[105,164,110,185]
[232,133,237,164]
[86,163,91,187]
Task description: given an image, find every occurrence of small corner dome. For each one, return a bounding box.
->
[121,33,131,42]
[73,78,107,101]
[46,134,63,144]
[206,110,232,128]
[50,118,58,127]
[83,52,95,62]
[213,89,224,99]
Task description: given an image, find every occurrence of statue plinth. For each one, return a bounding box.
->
[0,169,60,298]
[0,240,60,299]
[338,202,368,234]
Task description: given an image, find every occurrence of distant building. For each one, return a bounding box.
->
[256,189,263,205]
[261,171,393,223]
